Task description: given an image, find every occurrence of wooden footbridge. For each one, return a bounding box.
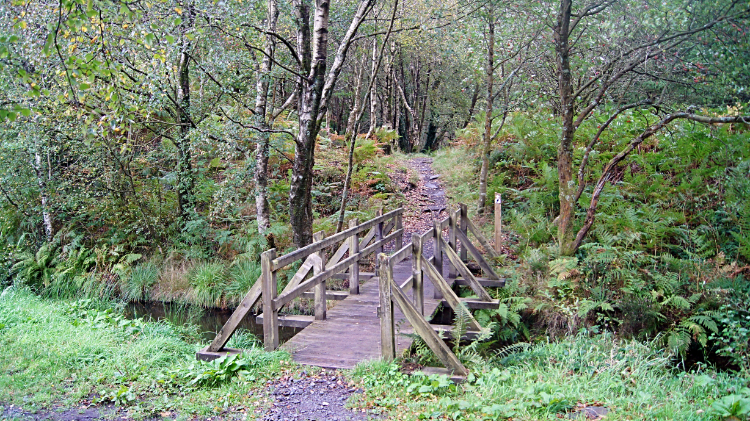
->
[197,204,503,377]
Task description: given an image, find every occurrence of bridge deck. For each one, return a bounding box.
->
[281,259,442,369]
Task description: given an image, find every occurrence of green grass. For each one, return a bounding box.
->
[348,332,747,420]
[0,287,291,419]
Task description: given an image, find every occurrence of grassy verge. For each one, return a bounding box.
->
[348,333,748,420]
[0,287,293,420]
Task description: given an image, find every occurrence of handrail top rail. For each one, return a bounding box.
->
[268,208,403,270]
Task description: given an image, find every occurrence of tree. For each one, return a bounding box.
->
[551,0,750,255]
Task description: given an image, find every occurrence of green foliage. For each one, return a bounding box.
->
[11,239,59,289]
[188,262,228,308]
[224,258,261,304]
[174,354,251,388]
[710,389,750,420]
[119,261,159,302]
[710,304,750,374]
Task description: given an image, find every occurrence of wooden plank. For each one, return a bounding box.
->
[440,236,493,302]
[454,277,506,288]
[272,208,402,269]
[375,208,384,255]
[274,253,355,309]
[383,220,395,237]
[467,216,500,260]
[256,314,314,328]
[206,279,261,352]
[262,249,278,351]
[301,290,349,300]
[455,227,501,280]
[419,229,434,242]
[386,265,468,376]
[439,216,450,230]
[349,218,360,295]
[327,240,349,269]
[494,193,502,255]
[412,233,424,316]
[378,254,395,360]
[421,256,482,331]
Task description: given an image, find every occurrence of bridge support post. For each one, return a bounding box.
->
[412,233,424,316]
[433,220,444,299]
[395,211,403,250]
[262,249,278,351]
[378,254,395,360]
[460,203,469,263]
[349,218,360,295]
[448,209,458,278]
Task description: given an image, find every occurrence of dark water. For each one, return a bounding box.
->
[124,301,301,344]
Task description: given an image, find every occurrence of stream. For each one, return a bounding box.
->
[124,301,301,344]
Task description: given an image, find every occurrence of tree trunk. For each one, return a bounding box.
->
[478,6,495,214]
[176,35,195,225]
[254,0,279,235]
[366,38,378,138]
[336,64,366,233]
[555,0,577,256]
[33,149,53,241]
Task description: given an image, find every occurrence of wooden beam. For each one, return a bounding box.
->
[395,212,403,250]
[399,275,414,291]
[389,242,413,266]
[455,228,501,280]
[440,236,493,302]
[494,193,502,256]
[385,264,468,376]
[378,255,395,360]
[466,216,500,260]
[262,249,279,351]
[359,226,376,250]
[206,279,261,352]
[421,256,482,331]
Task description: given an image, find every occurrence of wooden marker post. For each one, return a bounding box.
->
[494,193,502,254]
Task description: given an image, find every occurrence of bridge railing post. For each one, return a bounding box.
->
[262,249,278,351]
[411,233,424,316]
[375,207,384,255]
[313,255,326,320]
[460,203,469,263]
[348,218,360,295]
[395,210,403,250]
[448,208,458,278]
[378,254,395,360]
[433,220,444,299]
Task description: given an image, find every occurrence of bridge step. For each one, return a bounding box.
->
[301,291,350,300]
[441,298,500,310]
[331,271,374,280]
[256,314,314,328]
[401,324,484,341]
[414,366,466,384]
[454,277,506,288]
[195,347,242,362]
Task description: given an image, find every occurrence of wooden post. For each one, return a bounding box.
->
[349,218,360,295]
[313,255,326,320]
[411,233,424,316]
[375,207,384,255]
[433,220,443,299]
[395,211,403,250]
[494,193,502,254]
[261,249,278,351]
[448,208,458,278]
[459,203,469,263]
[378,254,395,360]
